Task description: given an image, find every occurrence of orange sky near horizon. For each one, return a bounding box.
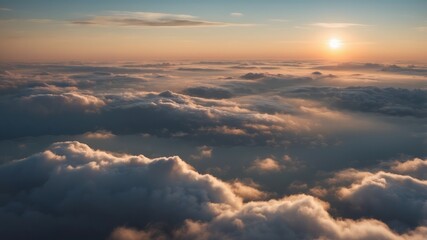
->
[1,1,426,63]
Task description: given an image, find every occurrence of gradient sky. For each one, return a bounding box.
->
[0,0,426,62]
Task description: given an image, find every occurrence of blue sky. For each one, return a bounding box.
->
[1,0,426,23]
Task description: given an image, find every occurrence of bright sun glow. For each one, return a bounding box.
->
[329,38,342,49]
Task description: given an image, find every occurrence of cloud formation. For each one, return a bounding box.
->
[1,86,315,146]
[286,86,427,118]
[1,142,426,240]
[339,171,427,228]
[0,141,239,239]
[83,130,116,139]
[318,156,427,230]
[72,12,238,27]
[311,22,367,28]
[390,158,427,179]
[182,86,233,99]
[249,157,282,172]
[171,195,426,240]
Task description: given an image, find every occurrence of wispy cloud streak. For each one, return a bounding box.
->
[311,22,368,28]
[72,11,247,27]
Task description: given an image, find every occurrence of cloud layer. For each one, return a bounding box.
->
[0,60,426,239]
[286,86,427,118]
[1,142,426,240]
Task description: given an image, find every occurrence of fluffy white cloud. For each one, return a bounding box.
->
[1,142,425,240]
[114,195,427,240]
[249,157,282,172]
[228,179,268,201]
[338,171,427,228]
[323,157,427,229]
[0,141,240,239]
[286,86,427,118]
[390,158,427,179]
[20,92,105,114]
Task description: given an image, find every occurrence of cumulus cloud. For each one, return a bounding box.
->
[1,60,427,239]
[0,141,239,239]
[240,72,267,80]
[238,72,313,87]
[83,130,116,139]
[71,11,239,27]
[0,91,108,139]
[390,158,427,179]
[1,86,314,146]
[100,90,309,145]
[182,86,233,99]
[381,65,427,76]
[171,195,426,240]
[248,155,302,174]
[19,92,105,114]
[338,171,427,228]
[228,179,269,201]
[249,157,282,172]
[190,145,213,160]
[238,95,296,115]
[200,126,248,136]
[286,86,427,118]
[1,142,425,240]
[321,157,427,230]
[109,227,167,240]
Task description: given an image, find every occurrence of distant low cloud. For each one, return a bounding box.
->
[83,130,115,139]
[249,157,282,172]
[20,92,105,114]
[311,22,367,28]
[285,86,427,118]
[72,11,243,27]
[190,145,213,160]
[183,86,233,99]
[0,7,11,11]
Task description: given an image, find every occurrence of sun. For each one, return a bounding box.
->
[328,38,342,49]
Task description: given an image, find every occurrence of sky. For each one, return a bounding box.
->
[0,0,427,62]
[0,1,427,240]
